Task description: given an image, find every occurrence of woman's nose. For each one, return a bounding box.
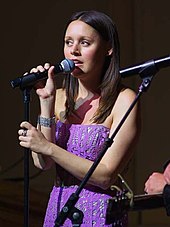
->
[70,44,80,56]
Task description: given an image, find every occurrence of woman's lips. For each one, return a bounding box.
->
[72,60,83,67]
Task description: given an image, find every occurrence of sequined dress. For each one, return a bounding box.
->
[43,121,127,227]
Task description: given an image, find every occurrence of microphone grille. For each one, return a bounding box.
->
[61,59,75,73]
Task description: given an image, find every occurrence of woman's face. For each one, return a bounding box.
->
[64,20,111,80]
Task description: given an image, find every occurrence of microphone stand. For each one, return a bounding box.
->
[55,63,158,226]
[22,87,32,227]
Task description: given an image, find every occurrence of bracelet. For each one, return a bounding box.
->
[37,115,56,127]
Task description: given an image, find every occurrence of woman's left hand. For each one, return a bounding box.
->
[18,121,51,155]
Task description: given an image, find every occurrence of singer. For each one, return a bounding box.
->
[18,10,140,226]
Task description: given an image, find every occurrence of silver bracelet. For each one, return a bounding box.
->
[37,115,56,127]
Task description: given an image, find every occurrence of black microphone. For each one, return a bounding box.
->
[120,55,170,77]
[10,58,75,89]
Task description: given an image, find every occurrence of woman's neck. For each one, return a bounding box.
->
[78,79,101,97]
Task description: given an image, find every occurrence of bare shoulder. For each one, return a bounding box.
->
[118,87,137,104]
[112,86,138,117]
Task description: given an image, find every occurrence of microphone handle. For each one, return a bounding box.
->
[10,63,63,89]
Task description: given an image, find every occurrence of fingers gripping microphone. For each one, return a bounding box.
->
[10,59,75,89]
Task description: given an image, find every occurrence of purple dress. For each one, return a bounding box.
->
[43,121,128,227]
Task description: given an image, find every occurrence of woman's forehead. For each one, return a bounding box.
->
[65,20,100,39]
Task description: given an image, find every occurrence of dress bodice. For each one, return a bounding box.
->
[55,120,110,161]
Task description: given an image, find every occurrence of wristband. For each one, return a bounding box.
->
[37,115,56,127]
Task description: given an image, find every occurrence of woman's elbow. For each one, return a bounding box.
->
[96,173,115,190]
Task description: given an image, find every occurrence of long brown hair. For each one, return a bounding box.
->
[63,10,121,123]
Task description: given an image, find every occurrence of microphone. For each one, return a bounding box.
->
[10,58,75,89]
[120,55,170,77]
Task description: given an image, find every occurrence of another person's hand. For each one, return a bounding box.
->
[144,172,167,194]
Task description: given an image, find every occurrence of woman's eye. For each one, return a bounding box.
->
[65,40,73,46]
[81,40,90,46]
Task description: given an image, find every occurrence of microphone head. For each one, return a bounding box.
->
[60,59,75,73]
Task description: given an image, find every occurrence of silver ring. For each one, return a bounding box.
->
[22,129,27,137]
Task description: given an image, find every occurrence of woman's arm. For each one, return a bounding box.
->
[31,122,55,170]
[19,88,140,189]
[30,64,56,170]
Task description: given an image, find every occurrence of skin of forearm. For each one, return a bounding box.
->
[48,142,120,190]
[39,96,56,117]
[31,123,56,170]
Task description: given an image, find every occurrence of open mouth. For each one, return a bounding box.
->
[72,59,83,67]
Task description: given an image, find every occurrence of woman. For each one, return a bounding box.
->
[18,10,140,226]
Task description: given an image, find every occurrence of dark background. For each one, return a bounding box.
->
[0,1,170,226]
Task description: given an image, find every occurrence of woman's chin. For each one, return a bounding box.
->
[71,67,84,77]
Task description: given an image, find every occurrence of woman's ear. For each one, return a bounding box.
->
[107,47,113,56]
[106,41,113,56]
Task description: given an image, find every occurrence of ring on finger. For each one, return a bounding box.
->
[22,129,27,137]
